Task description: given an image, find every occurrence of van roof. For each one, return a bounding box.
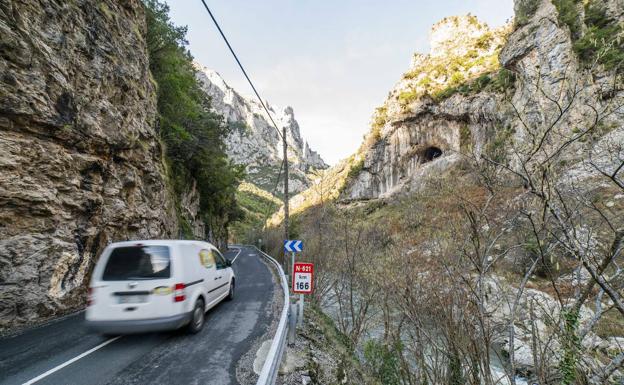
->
[107,240,215,248]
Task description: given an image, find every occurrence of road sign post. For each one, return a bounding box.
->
[299,293,304,326]
[285,241,306,324]
[291,251,295,290]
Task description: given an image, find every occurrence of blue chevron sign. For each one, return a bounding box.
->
[284,240,303,252]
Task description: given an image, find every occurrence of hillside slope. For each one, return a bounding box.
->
[266,1,624,384]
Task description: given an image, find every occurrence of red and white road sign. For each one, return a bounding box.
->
[293,262,314,294]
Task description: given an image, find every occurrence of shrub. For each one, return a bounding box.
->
[553,0,583,39]
[144,0,244,238]
[398,89,419,108]
[573,2,624,70]
[431,68,515,102]
[372,106,388,130]
[363,340,403,385]
[346,159,365,182]
[492,68,516,91]
[515,0,540,27]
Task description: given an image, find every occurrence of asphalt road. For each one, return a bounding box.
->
[0,246,275,385]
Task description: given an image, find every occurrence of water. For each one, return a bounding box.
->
[322,297,530,385]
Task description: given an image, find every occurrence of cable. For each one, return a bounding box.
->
[199,0,293,243]
[199,0,284,141]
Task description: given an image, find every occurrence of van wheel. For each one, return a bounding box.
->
[187,298,205,334]
[227,280,235,301]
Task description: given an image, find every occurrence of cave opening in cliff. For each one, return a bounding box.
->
[422,146,442,162]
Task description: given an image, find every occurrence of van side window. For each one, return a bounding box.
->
[199,249,215,269]
[214,250,227,269]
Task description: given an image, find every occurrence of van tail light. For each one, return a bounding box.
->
[173,283,186,302]
[87,287,94,306]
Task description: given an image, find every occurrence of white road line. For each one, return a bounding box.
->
[230,247,243,263]
[21,336,121,385]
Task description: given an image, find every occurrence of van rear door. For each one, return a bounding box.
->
[89,244,177,321]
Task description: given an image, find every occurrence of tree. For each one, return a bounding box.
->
[143,0,244,243]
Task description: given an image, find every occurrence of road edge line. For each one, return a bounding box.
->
[230,247,243,263]
[21,336,121,385]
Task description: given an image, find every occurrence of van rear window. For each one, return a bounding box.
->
[102,246,171,281]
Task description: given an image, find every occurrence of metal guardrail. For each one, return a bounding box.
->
[251,246,290,385]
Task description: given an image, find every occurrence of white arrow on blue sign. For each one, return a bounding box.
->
[284,240,303,252]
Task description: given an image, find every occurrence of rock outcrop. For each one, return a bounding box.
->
[330,1,624,382]
[343,2,624,202]
[0,0,201,331]
[343,15,511,200]
[195,65,327,194]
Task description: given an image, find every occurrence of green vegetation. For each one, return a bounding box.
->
[553,0,624,71]
[299,304,366,384]
[432,68,516,102]
[372,106,388,130]
[485,123,515,163]
[229,120,251,136]
[363,340,404,385]
[574,2,624,71]
[144,0,244,239]
[229,182,281,243]
[553,0,583,39]
[345,158,365,183]
[559,309,581,385]
[398,18,510,108]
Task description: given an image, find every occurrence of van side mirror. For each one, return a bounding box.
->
[226,259,232,267]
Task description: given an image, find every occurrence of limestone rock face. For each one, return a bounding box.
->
[0,0,179,331]
[344,2,624,201]
[195,65,327,194]
[344,15,509,200]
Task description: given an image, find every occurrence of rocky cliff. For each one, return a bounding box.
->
[343,15,511,200]
[0,0,203,331]
[195,65,327,194]
[343,1,624,201]
[277,1,624,382]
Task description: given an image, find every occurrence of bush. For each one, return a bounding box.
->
[363,340,404,385]
[372,106,388,130]
[346,159,365,182]
[553,0,583,39]
[573,2,624,70]
[144,0,244,239]
[515,0,540,27]
[432,68,516,102]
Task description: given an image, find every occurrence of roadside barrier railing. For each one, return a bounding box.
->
[246,245,290,385]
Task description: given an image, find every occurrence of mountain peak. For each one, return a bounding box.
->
[194,63,328,193]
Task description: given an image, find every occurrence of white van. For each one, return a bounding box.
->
[85,240,235,334]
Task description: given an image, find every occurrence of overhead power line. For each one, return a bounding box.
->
[199,0,284,141]
[199,0,291,262]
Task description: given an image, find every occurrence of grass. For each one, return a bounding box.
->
[372,106,388,131]
[397,18,510,108]
[432,68,516,102]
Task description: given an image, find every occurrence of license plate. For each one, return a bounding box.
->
[117,295,147,304]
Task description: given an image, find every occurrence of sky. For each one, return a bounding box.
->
[167,0,514,165]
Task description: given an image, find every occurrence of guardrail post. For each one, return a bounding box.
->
[298,294,304,326]
[288,302,297,345]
